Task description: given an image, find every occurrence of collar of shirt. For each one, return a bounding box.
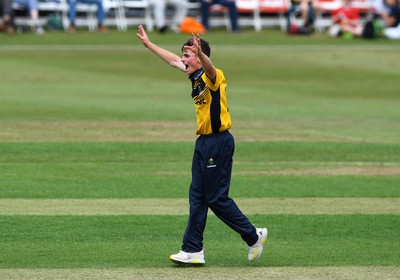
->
[189,68,204,81]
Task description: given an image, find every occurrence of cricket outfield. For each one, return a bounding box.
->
[0,29,399,279]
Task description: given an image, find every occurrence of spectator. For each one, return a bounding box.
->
[13,0,44,34]
[150,0,188,33]
[328,0,363,37]
[201,0,240,33]
[371,0,390,16]
[68,0,107,33]
[0,0,14,33]
[382,0,400,39]
[287,0,315,32]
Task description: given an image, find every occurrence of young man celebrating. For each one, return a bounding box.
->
[136,25,267,265]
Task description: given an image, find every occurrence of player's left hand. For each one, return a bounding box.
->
[184,33,202,56]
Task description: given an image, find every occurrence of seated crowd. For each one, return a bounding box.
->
[0,0,399,39]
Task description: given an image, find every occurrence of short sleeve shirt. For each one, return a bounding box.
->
[189,67,232,135]
[332,7,360,24]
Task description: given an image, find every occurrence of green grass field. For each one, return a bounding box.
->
[0,28,399,279]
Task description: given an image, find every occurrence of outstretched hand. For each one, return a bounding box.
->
[136,25,150,47]
[184,33,216,82]
[184,33,202,56]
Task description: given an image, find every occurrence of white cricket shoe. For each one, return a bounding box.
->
[248,228,268,261]
[170,250,205,265]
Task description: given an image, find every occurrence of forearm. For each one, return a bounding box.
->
[381,12,393,26]
[145,41,184,69]
[386,16,396,27]
[198,52,216,81]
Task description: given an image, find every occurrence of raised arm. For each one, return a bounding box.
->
[184,33,216,83]
[136,25,186,72]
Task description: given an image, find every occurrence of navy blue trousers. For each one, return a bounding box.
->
[182,130,258,253]
[201,0,239,32]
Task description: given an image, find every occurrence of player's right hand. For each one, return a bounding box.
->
[136,25,150,47]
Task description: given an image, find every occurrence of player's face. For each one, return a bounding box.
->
[181,50,201,75]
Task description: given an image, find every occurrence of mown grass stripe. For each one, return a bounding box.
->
[0,266,399,280]
[1,44,399,51]
[2,120,400,143]
[1,198,399,215]
[1,215,399,268]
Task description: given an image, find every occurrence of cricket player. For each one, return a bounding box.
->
[136,25,267,265]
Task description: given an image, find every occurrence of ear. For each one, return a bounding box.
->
[195,57,203,67]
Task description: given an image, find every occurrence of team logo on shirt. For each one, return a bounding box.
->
[207,158,216,168]
[192,79,206,98]
[195,98,206,105]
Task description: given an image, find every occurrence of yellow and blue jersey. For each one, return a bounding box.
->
[189,67,231,135]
